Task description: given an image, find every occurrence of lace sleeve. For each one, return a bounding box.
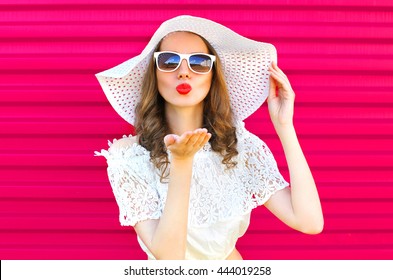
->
[236,122,289,207]
[95,137,162,226]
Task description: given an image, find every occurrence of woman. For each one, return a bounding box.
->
[95,15,323,260]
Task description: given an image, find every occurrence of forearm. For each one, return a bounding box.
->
[277,125,324,233]
[150,157,193,259]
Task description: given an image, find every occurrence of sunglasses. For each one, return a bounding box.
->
[154,51,216,74]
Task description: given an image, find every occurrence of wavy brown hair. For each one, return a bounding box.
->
[135,32,238,181]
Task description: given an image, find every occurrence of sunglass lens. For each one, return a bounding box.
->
[157,53,180,71]
[189,54,212,73]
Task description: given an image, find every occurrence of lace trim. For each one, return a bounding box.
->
[94,135,149,158]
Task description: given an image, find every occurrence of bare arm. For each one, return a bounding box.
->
[134,128,211,259]
[264,61,324,234]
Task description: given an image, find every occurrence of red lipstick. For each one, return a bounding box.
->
[176,83,192,95]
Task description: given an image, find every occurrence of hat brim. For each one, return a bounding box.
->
[96,15,277,125]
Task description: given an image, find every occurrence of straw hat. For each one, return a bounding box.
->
[96,15,277,125]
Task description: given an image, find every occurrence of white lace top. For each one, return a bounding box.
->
[95,121,289,260]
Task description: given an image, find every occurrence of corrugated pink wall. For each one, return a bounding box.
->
[1,0,392,259]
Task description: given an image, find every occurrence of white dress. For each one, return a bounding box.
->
[95,121,289,260]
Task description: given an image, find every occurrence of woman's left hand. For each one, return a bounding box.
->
[267,61,295,132]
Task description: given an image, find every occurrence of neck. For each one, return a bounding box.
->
[165,104,204,135]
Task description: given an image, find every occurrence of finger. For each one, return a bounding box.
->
[188,129,207,147]
[179,131,193,144]
[268,72,277,101]
[269,65,286,81]
[203,133,212,145]
[270,73,294,102]
[164,134,178,147]
[269,62,289,83]
[194,130,210,147]
[269,70,284,87]
[269,70,291,92]
[269,60,277,70]
[270,61,288,78]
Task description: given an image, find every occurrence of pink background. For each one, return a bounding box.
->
[1,0,392,259]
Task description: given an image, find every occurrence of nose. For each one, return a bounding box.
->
[177,59,190,79]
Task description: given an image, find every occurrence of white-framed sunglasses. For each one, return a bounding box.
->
[153,51,216,74]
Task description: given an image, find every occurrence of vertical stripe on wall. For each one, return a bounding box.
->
[0,0,392,259]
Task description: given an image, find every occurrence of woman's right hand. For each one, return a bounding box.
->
[136,128,211,259]
[164,128,211,161]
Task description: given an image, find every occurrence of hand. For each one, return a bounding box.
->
[164,128,211,161]
[268,61,295,131]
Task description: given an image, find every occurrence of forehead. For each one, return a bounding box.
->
[158,32,209,53]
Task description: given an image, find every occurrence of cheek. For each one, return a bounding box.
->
[156,71,170,93]
[202,74,213,92]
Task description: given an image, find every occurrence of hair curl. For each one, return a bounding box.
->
[135,33,238,181]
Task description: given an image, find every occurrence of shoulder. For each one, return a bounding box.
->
[109,135,138,152]
[95,135,148,161]
[235,120,262,146]
[235,121,274,158]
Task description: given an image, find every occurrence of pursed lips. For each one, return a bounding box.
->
[176,83,192,94]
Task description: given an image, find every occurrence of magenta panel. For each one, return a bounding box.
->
[0,0,392,260]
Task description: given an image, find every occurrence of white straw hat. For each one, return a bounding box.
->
[96,15,277,125]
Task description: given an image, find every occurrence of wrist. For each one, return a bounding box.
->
[170,155,194,165]
[274,123,296,138]
[276,125,301,154]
